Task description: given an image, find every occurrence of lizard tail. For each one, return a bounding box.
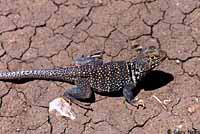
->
[0,68,78,82]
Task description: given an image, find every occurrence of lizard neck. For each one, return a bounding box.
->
[127,61,147,83]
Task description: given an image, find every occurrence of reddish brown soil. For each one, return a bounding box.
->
[0,0,200,134]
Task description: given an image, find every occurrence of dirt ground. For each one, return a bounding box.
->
[0,0,200,134]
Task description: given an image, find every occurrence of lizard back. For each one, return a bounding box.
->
[79,61,133,93]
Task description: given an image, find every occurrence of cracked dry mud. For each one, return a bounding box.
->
[0,0,200,134]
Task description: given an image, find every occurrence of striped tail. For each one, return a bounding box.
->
[0,68,79,82]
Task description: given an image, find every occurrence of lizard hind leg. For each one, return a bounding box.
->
[63,78,94,110]
[74,51,104,66]
[122,83,142,108]
[123,83,136,103]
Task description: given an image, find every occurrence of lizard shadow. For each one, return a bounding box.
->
[1,78,35,83]
[95,70,174,100]
[137,70,174,91]
[1,78,74,84]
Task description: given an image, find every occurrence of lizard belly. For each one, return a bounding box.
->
[90,78,125,93]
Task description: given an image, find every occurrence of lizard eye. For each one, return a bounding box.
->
[150,55,158,61]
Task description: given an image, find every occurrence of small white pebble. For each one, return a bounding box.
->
[175,59,181,64]
[188,107,194,113]
[134,97,139,101]
[188,71,194,76]
[23,108,27,112]
[16,128,20,132]
[177,124,183,129]
[194,97,199,103]
[176,2,180,6]
[49,97,76,120]
[188,104,200,114]
[95,0,103,4]
[137,99,145,107]
[163,99,171,105]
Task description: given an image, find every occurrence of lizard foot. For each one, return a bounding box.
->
[123,83,145,109]
[127,98,146,109]
[74,50,104,66]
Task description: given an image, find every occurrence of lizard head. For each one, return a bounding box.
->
[130,46,167,80]
[136,46,167,71]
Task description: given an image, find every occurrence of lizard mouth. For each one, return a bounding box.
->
[159,50,167,62]
[149,50,167,70]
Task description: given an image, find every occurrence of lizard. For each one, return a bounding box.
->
[0,46,167,109]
